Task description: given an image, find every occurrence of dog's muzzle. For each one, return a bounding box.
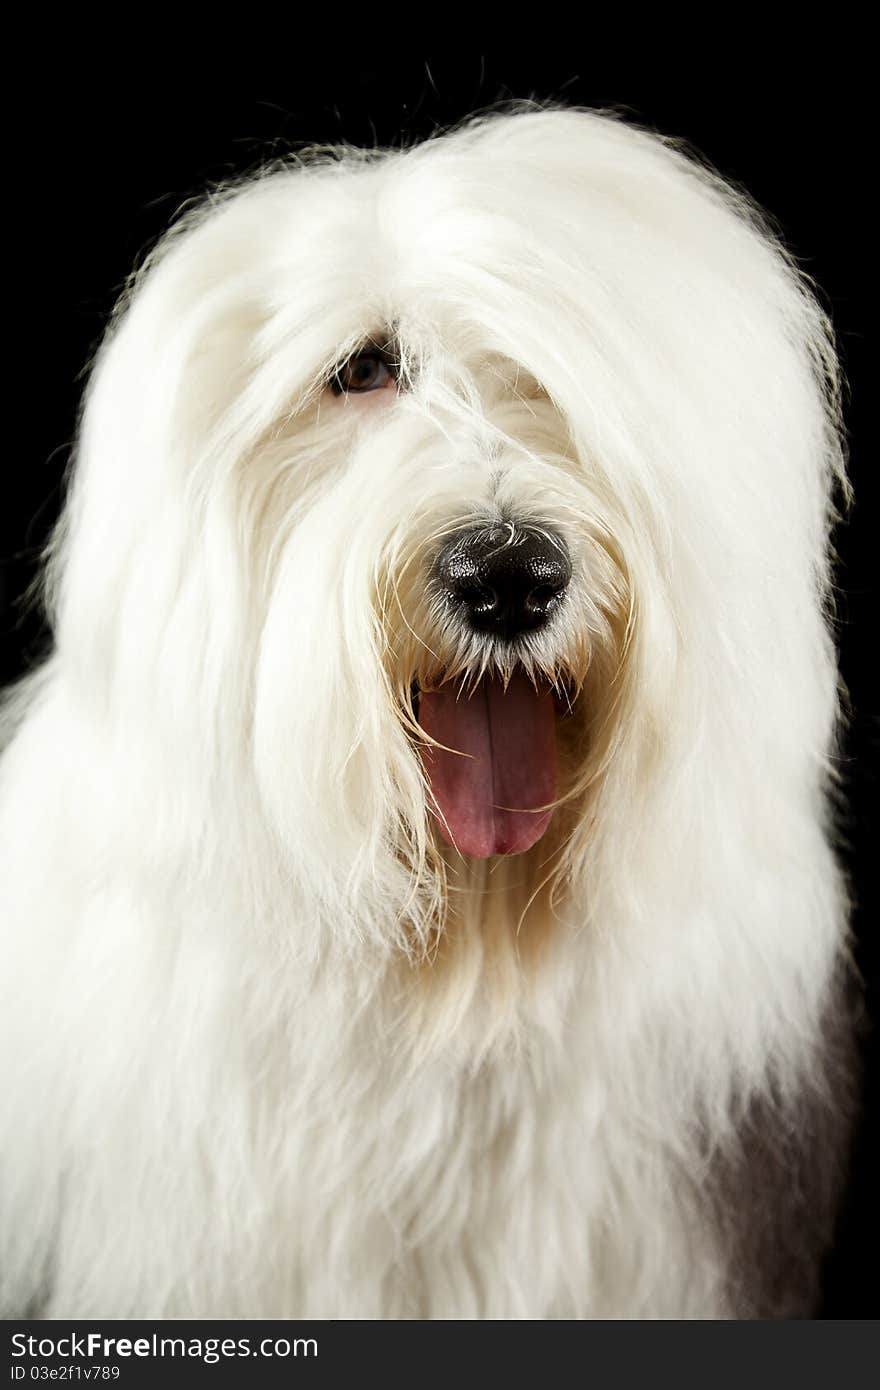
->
[416,523,573,859]
[434,524,571,641]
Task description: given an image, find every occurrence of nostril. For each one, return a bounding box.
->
[456,581,496,609]
[529,566,570,606]
[529,583,563,603]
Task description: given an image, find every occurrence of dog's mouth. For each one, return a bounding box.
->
[413,671,573,859]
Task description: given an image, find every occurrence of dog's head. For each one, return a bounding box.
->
[49,108,843,1015]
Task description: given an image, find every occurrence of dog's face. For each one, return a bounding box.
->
[53,109,837,1014]
[309,341,624,787]
[248,322,633,957]
[324,343,628,856]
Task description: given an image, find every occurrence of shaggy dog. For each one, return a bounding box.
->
[0,107,857,1319]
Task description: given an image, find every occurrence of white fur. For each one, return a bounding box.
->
[0,107,848,1318]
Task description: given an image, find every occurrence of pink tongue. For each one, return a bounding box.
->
[418,673,557,858]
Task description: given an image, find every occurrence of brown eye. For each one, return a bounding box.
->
[332,351,395,395]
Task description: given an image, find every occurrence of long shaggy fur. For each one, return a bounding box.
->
[0,106,856,1318]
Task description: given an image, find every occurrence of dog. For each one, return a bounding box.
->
[0,106,858,1319]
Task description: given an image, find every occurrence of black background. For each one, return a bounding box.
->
[3,54,875,1317]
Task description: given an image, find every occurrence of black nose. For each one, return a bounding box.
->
[435,524,572,640]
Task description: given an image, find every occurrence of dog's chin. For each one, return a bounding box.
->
[410,668,578,860]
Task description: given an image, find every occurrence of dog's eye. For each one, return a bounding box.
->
[332,351,396,395]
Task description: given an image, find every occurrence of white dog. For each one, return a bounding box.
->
[0,107,857,1319]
